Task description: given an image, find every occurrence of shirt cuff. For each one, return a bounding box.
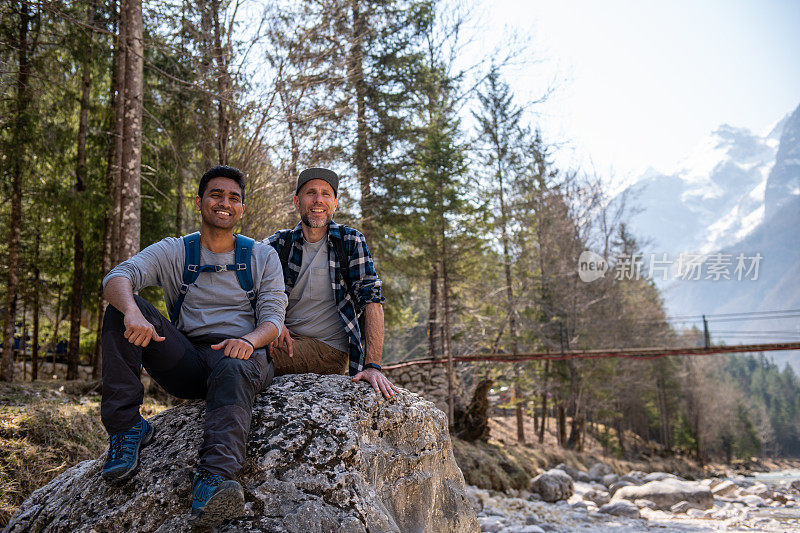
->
[263,317,284,336]
[101,272,133,290]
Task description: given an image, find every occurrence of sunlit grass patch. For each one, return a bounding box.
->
[0,382,170,526]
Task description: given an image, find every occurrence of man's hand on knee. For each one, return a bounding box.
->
[352,368,400,399]
[123,311,165,347]
[211,338,254,360]
[268,328,294,357]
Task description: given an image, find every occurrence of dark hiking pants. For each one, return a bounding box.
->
[100,295,274,478]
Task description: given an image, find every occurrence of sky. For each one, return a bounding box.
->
[474,0,800,188]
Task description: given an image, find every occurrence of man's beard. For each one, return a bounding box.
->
[301,212,331,228]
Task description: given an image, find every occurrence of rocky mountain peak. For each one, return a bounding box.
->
[765,102,800,218]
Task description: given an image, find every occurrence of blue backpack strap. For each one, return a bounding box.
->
[234,234,257,313]
[170,232,202,323]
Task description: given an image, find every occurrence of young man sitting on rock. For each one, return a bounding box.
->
[267,167,399,399]
[99,165,287,527]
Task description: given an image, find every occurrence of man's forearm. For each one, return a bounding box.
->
[103,277,140,316]
[242,321,279,349]
[363,302,384,365]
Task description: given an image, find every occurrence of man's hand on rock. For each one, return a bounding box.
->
[269,328,294,357]
[123,311,165,347]
[212,338,254,359]
[352,368,400,399]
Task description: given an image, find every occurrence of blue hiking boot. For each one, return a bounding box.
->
[101,417,154,485]
[190,469,245,527]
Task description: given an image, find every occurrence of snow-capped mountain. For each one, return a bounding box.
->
[765,106,800,219]
[624,115,786,256]
[623,102,800,369]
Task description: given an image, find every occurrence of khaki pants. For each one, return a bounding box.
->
[271,334,349,376]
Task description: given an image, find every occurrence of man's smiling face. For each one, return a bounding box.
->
[195,177,244,230]
[294,178,337,229]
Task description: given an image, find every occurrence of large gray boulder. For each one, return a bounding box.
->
[599,500,641,518]
[583,489,610,506]
[711,479,739,497]
[642,472,679,483]
[529,469,574,502]
[553,463,580,480]
[611,478,713,511]
[588,462,613,481]
[5,375,478,533]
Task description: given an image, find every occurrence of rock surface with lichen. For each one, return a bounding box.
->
[4,374,478,533]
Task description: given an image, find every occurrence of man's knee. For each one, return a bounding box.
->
[274,337,347,376]
[102,295,162,334]
[210,356,253,381]
[206,357,263,411]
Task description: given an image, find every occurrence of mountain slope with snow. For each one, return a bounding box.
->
[625,116,784,255]
[623,102,800,368]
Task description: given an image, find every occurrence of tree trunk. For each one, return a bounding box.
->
[31,228,40,381]
[287,117,299,180]
[49,279,65,376]
[428,263,440,359]
[567,415,584,451]
[495,132,523,442]
[566,360,583,449]
[616,416,626,456]
[96,5,122,377]
[557,403,566,446]
[198,2,215,168]
[442,260,454,429]
[117,0,144,261]
[348,0,372,241]
[1,1,34,382]
[655,366,672,451]
[110,0,127,265]
[694,413,704,466]
[67,1,97,380]
[515,369,525,443]
[538,360,549,443]
[93,218,113,379]
[20,298,27,380]
[210,0,230,164]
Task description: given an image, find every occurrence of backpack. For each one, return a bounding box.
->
[169,232,257,324]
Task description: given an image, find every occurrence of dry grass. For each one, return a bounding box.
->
[0,381,170,526]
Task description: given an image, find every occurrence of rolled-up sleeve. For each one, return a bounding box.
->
[347,231,384,313]
[256,245,288,334]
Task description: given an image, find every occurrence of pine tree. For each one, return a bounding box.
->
[473,66,528,441]
[1,0,40,381]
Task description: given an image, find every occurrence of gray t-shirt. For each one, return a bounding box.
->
[103,236,287,339]
[284,238,349,353]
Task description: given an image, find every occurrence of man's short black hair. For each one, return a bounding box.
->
[198,165,245,201]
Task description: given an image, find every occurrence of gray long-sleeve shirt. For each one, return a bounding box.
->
[103,236,287,339]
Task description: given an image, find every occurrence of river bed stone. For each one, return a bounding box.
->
[469,467,800,532]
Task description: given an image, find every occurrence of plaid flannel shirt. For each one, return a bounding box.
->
[267,221,384,376]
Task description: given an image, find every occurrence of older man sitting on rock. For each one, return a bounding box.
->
[267,168,399,398]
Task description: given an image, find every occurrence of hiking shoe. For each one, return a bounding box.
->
[101,416,154,485]
[190,469,245,527]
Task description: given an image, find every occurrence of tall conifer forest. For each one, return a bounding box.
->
[1,0,799,462]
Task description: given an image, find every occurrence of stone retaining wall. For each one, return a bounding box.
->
[383,362,480,414]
